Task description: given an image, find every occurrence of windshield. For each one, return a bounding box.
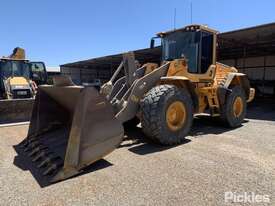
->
[162,31,200,73]
[0,61,31,79]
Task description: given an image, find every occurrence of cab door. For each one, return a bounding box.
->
[199,31,214,73]
[30,62,48,85]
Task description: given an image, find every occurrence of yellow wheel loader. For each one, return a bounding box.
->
[0,48,48,123]
[18,25,255,182]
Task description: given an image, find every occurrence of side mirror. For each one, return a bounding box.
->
[150,38,155,49]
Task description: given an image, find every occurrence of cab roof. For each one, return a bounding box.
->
[157,24,219,37]
[0,57,29,62]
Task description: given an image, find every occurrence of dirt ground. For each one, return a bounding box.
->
[0,101,274,206]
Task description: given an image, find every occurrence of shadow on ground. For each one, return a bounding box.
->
[121,127,191,155]
[121,114,241,156]
[246,98,275,121]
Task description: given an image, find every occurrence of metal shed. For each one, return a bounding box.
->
[61,47,161,84]
[218,23,275,95]
[61,22,275,95]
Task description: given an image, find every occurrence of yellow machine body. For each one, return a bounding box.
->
[161,59,255,116]
[9,76,29,85]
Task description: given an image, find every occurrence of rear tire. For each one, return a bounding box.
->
[140,84,193,145]
[220,86,247,127]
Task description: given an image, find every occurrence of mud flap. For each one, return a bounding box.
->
[18,86,124,182]
[0,98,34,123]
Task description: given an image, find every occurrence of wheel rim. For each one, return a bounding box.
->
[233,96,243,118]
[166,101,186,131]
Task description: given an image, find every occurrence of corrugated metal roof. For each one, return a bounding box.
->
[62,22,275,68]
[62,47,161,68]
[218,22,275,59]
[219,22,275,47]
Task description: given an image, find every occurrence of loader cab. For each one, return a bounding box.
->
[152,25,217,74]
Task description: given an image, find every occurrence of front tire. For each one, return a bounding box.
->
[220,86,247,127]
[140,85,193,145]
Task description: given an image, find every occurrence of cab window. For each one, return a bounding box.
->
[30,62,47,84]
[0,61,12,77]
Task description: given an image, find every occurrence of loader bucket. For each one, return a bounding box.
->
[19,85,124,182]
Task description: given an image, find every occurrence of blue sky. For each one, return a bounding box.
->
[1,0,275,69]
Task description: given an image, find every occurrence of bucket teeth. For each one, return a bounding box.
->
[29,141,40,148]
[21,138,34,148]
[43,158,62,175]
[20,137,29,146]
[21,125,59,148]
[23,140,40,152]
[37,155,60,168]
[23,146,32,152]
[28,145,47,157]
[37,157,51,168]
[20,134,42,148]
[43,163,60,176]
[20,123,60,148]
[32,150,50,162]
[20,139,28,148]
[28,147,39,157]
